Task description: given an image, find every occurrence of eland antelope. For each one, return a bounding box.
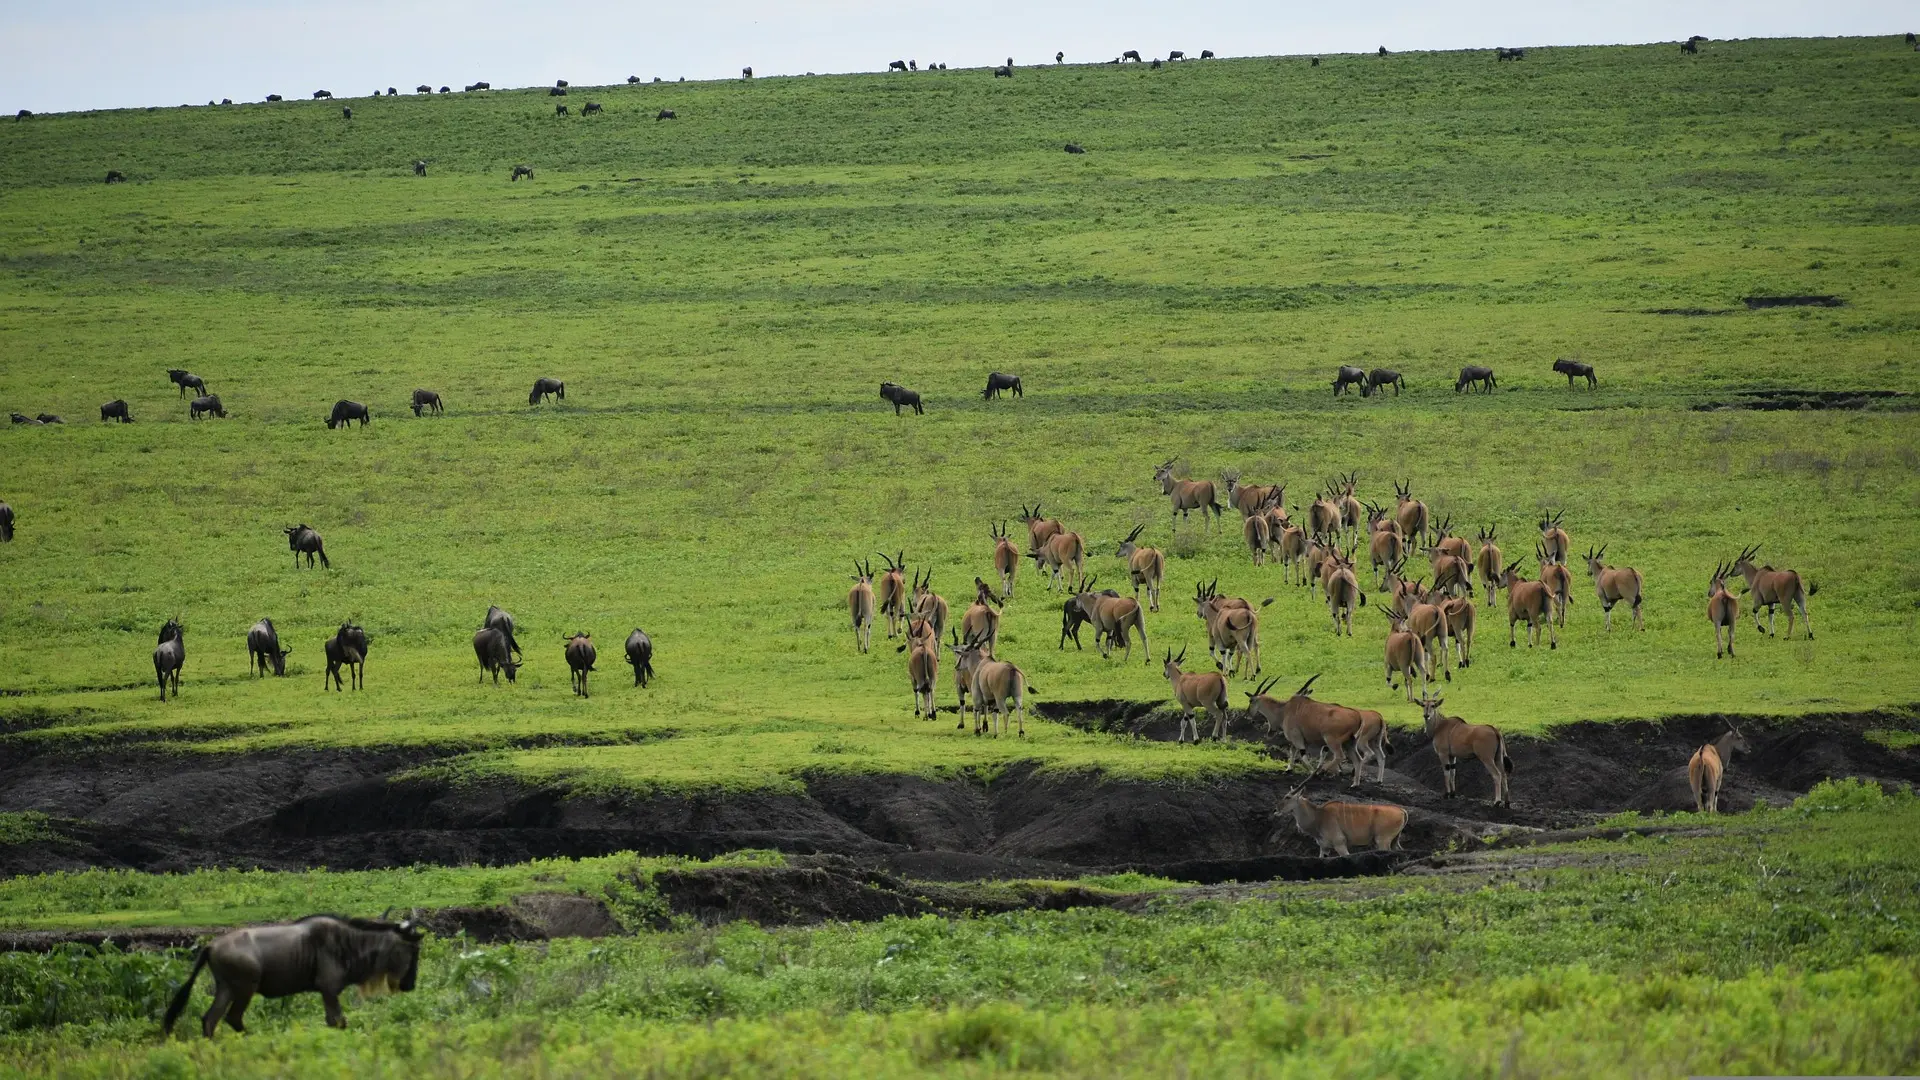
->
[1419,693,1514,806]
[1731,545,1814,640]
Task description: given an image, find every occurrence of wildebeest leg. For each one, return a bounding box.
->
[321,990,346,1028]
[201,984,233,1038]
[225,988,253,1032]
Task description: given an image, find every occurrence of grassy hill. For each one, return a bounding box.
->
[1,37,1918,797]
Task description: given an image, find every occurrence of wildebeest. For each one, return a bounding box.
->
[582,102,602,115]
[15,110,30,121]
[982,372,1023,399]
[889,60,908,71]
[0,500,12,542]
[168,369,208,396]
[1361,369,1405,397]
[565,633,596,698]
[1331,365,1367,397]
[529,378,565,404]
[1552,357,1596,388]
[473,627,521,684]
[1455,365,1497,393]
[1168,50,1185,61]
[1064,143,1085,153]
[993,65,1013,78]
[417,84,432,94]
[10,413,41,425]
[163,914,424,1037]
[247,618,291,677]
[326,400,370,429]
[105,170,126,183]
[742,67,753,78]
[1201,49,1215,59]
[342,107,352,120]
[266,94,283,102]
[628,75,641,84]
[324,623,366,691]
[555,104,569,116]
[410,389,443,416]
[285,524,330,569]
[189,394,227,420]
[1311,57,1321,67]
[387,87,397,96]
[483,605,522,659]
[154,618,186,701]
[511,164,535,181]
[1378,46,1389,57]
[412,159,427,176]
[880,382,923,415]
[439,86,450,94]
[1055,51,1064,62]
[314,90,332,99]
[1681,38,1699,54]
[33,412,61,423]
[1496,47,1526,61]
[625,627,654,687]
[656,109,677,120]
[100,399,133,423]
[1122,50,1142,62]
[468,81,491,91]
[1150,59,1161,69]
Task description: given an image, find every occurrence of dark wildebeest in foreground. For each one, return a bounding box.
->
[994,65,1013,78]
[154,618,186,701]
[556,79,569,88]
[248,618,292,676]
[168,369,208,396]
[890,60,908,71]
[412,160,427,176]
[324,623,366,691]
[1151,59,1161,69]
[1456,365,1497,393]
[555,104,569,116]
[1681,38,1699,54]
[0,501,13,542]
[410,389,443,416]
[1552,358,1596,389]
[163,914,424,1037]
[342,107,352,120]
[105,170,126,183]
[1064,143,1085,153]
[285,524,330,568]
[1122,49,1142,61]
[565,633,596,698]
[582,102,602,115]
[327,400,370,428]
[10,413,40,425]
[625,627,655,687]
[983,372,1023,399]
[35,414,63,424]
[529,378,565,404]
[483,605,522,658]
[1312,57,1321,67]
[100,399,133,423]
[1361,369,1406,397]
[742,67,753,78]
[656,109,677,120]
[314,90,332,99]
[190,394,227,419]
[1332,366,1368,397]
[511,164,535,181]
[473,627,522,684]
[880,382,924,415]
[1378,46,1389,57]
[15,110,30,121]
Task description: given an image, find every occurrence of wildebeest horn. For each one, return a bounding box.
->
[1296,673,1321,696]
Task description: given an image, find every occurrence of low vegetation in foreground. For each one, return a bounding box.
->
[0,784,1915,1076]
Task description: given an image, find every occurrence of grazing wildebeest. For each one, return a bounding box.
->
[34,414,62,424]
[163,914,424,1037]
[511,164,534,181]
[190,394,227,419]
[1378,46,1389,57]
[326,400,370,428]
[1455,365,1497,393]
[656,109,677,120]
[628,75,641,84]
[742,67,753,78]
[439,86,450,94]
[417,84,432,94]
[154,618,186,701]
[982,372,1023,399]
[387,87,397,96]
[105,170,126,183]
[10,413,43,425]
[625,627,655,687]
[1331,365,1367,397]
[1681,38,1699,54]
[529,378,565,404]
[410,389,443,416]
[342,107,352,119]
[555,104,569,116]
[1122,49,1142,62]
[248,618,292,677]
[1055,51,1064,62]
[0,501,13,542]
[221,98,233,105]
[412,159,427,176]
[1168,50,1185,61]
[994,65,1013,78]
[1201,49,1215,59]
[1064,143,1086,153]
[100,399,133,423]
[483,605,522,658]
[15,110,30,121]
[285,524,330,568]
[1361,369,1405,397]
[473,627,521,684]
[266,94,283,102]
[880,382,924,415]
[555,79,569,88]
[314,90,332,99]
[1311,57,1321,67]
[890,60,908,71]
[582,102,602,115]
[324,623,366,691]
[168,369,208,396]
[565,633,596,698]
[1151,59,1161,69]
[1496,47,1526,61]
[469,81,491,90]
[1552,358,1596,389]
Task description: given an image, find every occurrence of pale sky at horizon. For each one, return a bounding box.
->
[1,1,1910,115]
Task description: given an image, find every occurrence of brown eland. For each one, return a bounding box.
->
[961,577,1003,653]
[875,552,909,638]
[1474,525,1503,607]
[1242,674,1389,785]
[1707,559,1740,659]
[1731,545,1815,640]
[1163,646,1229,743]
[1382,610,1432,702]
[1154,460,1222,530]
[990,521,1021,599]
[1501,559,1557,648]
[1419,693,1514,806]
[1277,780,1407,857]
[1688,724,1751,813]
[1583,545,1645,631]
[848,558,875,653]
[1114,525,1165,612]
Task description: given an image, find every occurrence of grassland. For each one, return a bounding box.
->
[3,38,1919,803]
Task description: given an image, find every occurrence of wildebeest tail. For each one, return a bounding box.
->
[1500,732,1514,775]
[317,548,331,569]
[162,946,210,1033]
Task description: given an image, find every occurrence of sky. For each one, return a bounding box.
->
[1,0,1910,114]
